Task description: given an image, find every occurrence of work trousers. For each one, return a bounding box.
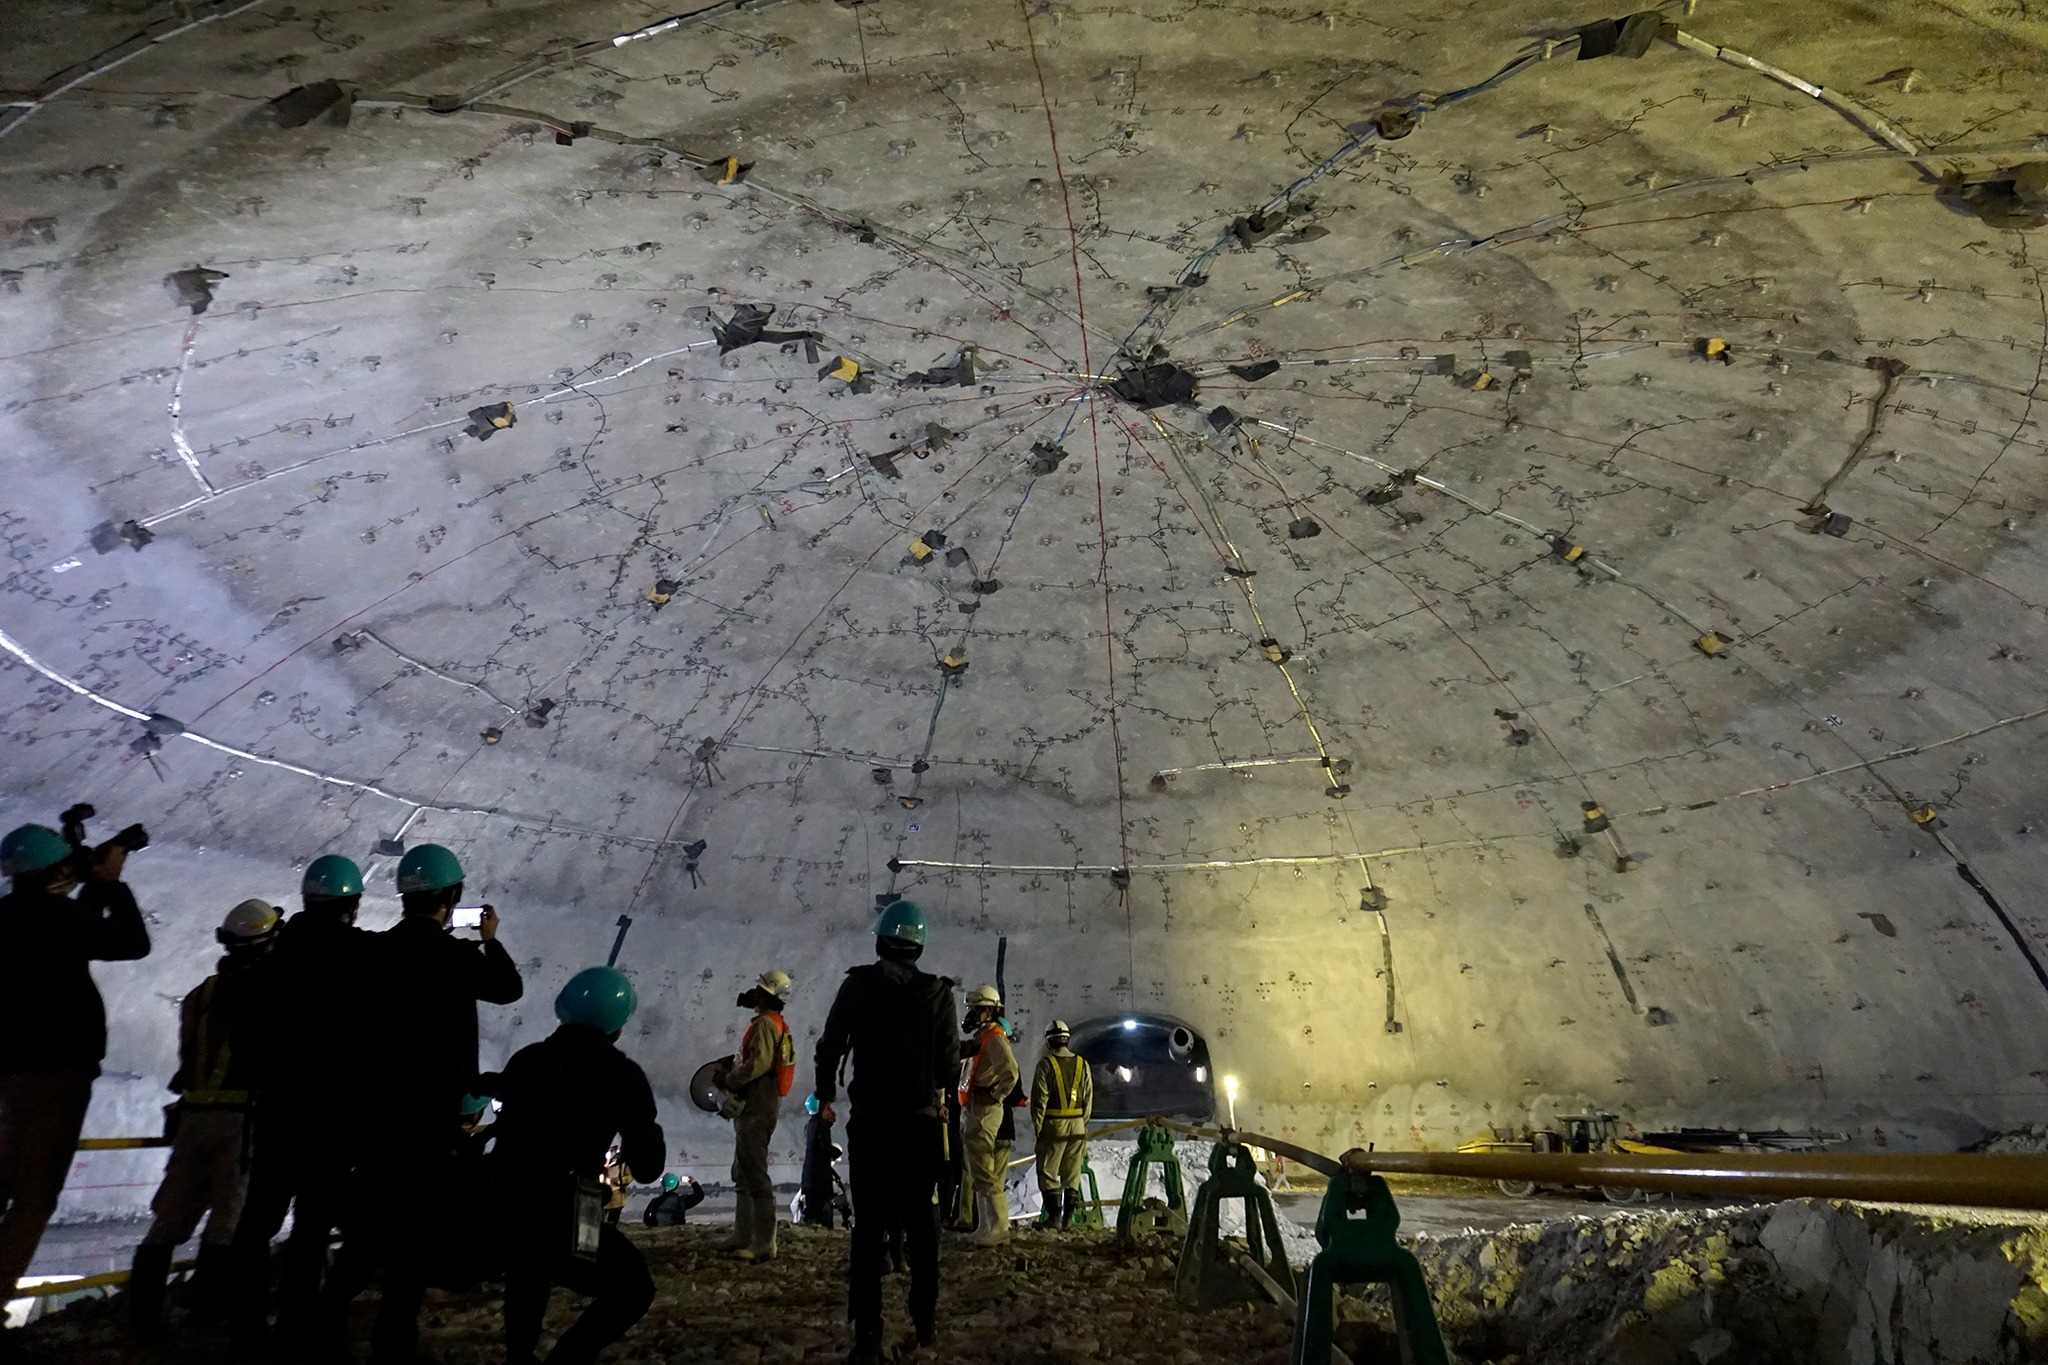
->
[731,1111,777,1200]
[846,1111,940,1349]
[0,1070,94,1298]
[143,1108,251,1248]
[1035,1125,1086,1195]
[960,1101,1004,1214]
[504,1222,654,1365]
[324,1140,445,1364]
[228,1104,352,1337]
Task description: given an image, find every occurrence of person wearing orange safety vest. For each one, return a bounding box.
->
[955,984,1019,1246]
[1030,1020,1093,1230]
[716,968,796,1261]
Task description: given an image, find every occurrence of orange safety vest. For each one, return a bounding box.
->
[957,1025,1003,1108]
[744,1012,797,1097]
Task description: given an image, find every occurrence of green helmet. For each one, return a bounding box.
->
[874,899,928,946]
[302,854,364,900]
[2,825,72,878]
[661,1172,680,1192]
[395,843,464,894]
[556,966,637,1033]
[459,1092,491,1118]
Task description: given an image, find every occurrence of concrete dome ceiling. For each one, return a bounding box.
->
[5,0,2047,1168]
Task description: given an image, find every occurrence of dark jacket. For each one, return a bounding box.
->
[170,950,269,1107]
[244,911,378,1109]
[813,959,956,1115]
[376,914,523,1131]
[643,1179,703,1227]
[493,1023,665,1183]
[0,881,149,1076]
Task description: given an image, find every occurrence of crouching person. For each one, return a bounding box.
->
[128,899,279,1338]
[494,967,663,1365]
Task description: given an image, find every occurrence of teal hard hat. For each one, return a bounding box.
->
[874,898,928,946]
[556,966,638,1033]
[395,843,464,894]
[459,1092,490,1118]
[302,854,364,900]
[1,825,72,878]
[661,1173,680,1192]
[804,1093,820,1116]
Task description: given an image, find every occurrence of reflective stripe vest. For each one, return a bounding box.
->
[178,975,249,1109]
[743,1011,797,1097]
[1040,1053,1086,1119]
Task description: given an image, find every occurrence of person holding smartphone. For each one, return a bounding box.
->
[324,843,522,1365]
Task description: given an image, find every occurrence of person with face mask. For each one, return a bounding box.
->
[955,984,1019,1247]
[714,969,796,1262]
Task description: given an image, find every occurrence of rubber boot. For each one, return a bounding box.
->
[735,1194,777,1262]
[718,1195,753,1254]
[127,1243,174,1341]
[966,1190,1009,1247]
[1060,1189,1078,1230]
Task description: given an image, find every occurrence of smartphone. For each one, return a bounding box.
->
[451,906,486,930]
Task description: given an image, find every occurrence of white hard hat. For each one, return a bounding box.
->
[219,899,281,944]
[1045,1018,1072,1038]
[757,968,793,998]
[966,983,1002,1009]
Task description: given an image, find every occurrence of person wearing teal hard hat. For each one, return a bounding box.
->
[643,1171,704,1227]
[814,899,957,1361]
[0,817,150,1310]
[494,965,664,1363]
[226,851,380,1348]
[324,843,521,1363]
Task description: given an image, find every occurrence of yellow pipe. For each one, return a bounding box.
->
[74,1136,171,1150]
[1335,1148,2048,1211]
[12,1262,195,1298]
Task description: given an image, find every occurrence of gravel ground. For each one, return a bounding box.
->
[13,1219,1308,1365]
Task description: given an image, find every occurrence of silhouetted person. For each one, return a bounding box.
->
[228,855,375,1350]
[326,844,520,1365]
[0,824,149,1318]
[814,900,956,1364]
[496,967,662,1365]
[642,1172,703,1227]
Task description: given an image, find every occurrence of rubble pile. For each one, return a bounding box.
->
[18,1223,1296,1365]
[1397,1199,2048,1365]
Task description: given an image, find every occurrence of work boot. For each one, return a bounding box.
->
[1060,1189,1079,1229]
[717,1196,752,1254]
[966,1191,1009,1247]
[734,1194,778,1262]
[127,1243,174,1340]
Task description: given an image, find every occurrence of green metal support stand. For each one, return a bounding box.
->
[1176,1140,1292,1307]
[1291,1168,1449,1365]
[1116,1118,1187,1238]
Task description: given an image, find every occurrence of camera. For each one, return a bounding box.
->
[59,804,150,855]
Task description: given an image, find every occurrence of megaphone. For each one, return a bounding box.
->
[689,1057,728,1114]
[1167,1026,1196,1064]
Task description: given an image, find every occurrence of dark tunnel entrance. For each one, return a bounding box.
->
[1068,1014,1215,1121]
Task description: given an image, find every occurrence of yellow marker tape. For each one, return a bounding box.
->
[1562,545,1586,563]
[1695,633,1724,656]
[1472,371,1495,391]
[717,156,742,184]
[1703,337,1728,357]
[941,652,967,669]
[1272,290,1309,308]
[827,356,860,382]
[491,411,515,428]
[1911,806,1939,825]
[908,539,933,560]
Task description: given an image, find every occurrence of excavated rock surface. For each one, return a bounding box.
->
[17,1223,1297,1365]
[1400,1199,2048,1365]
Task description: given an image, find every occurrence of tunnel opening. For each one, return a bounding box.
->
[1068,1013,1215,1121]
